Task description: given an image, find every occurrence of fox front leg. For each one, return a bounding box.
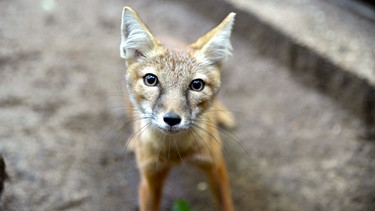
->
[199,157,234,211]
[139,166,170,211]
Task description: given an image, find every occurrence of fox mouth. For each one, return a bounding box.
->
[159,125,187,134]
[153,123,190,134]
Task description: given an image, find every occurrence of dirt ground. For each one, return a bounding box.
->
[0,0,374,210]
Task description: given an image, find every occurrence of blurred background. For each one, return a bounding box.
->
[0,0,374,210]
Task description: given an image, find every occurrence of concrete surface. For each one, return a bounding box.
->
[227,0,375,85]
[0,0,374,210]
[222,0,375,138]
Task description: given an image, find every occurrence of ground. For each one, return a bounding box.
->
[0,0,374,210]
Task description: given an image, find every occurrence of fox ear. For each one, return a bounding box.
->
[189,12,235,67]
[120,7,161,63]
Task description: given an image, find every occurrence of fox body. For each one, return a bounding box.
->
[120,7,236,211]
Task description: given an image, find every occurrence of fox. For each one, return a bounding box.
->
[120,6,236,211]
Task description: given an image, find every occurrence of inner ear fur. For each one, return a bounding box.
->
[120,7,162,64]
[189,12,236,67]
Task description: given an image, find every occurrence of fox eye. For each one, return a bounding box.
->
[190,79,205,91]
[144,74,158,86]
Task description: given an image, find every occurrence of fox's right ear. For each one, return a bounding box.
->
[120,7,161,63]
[189,12,235,67]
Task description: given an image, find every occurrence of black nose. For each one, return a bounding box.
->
[163,112,181,126]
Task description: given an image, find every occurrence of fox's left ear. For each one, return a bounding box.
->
[189,12,236,67]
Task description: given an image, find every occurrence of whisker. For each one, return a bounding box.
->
[173,137,184,163]
[156,130,167,171]
[167,134,171,160]
[121,120,152,169]
[108,106,140,116]
[96,115,136,153]
[124,117,152,152]
[194,115,250,159]
[188,128,202,160]
[203,108,249,117]
[190,126,216,170]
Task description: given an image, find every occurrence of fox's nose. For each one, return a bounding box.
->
[163,112,181,126]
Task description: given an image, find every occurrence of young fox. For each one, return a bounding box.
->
[120,6,236,211]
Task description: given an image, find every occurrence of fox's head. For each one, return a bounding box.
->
[120,7,235,134]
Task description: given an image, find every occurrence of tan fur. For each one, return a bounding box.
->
[120,7,236,211]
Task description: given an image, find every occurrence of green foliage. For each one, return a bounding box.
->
[172,199,191,211]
